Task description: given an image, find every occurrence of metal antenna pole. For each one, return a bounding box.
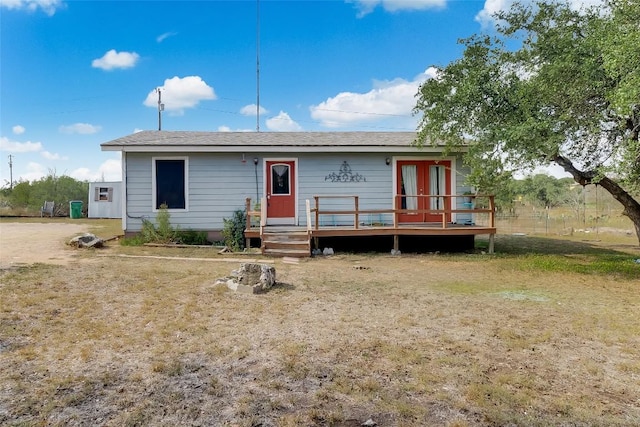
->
[156,88,164,131]
[256,0,260,132]
[8,155,13,189]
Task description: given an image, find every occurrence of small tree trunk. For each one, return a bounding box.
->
[554,155,640,245]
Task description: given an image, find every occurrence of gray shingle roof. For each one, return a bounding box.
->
[101,131,433,151]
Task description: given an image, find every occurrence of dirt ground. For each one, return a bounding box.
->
[0,222,88,269]
[1,222,639,426]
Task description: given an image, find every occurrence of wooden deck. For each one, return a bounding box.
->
[244,195,497,256]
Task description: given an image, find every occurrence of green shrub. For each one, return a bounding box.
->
[154,205,175,243]
[221,209,247,251]
[120,235,147,246]
[176,230,210,245]
[123,205,177,245]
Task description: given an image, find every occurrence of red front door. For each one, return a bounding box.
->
[266,160,296,225]
[397,160,451,223]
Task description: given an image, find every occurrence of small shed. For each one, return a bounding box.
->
[88,181,122,219]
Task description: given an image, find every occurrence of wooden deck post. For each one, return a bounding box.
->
[489,195,495,228]
[245,198,252,249]
[314,196,320,230]
[393,235,399,253]
[488,233,495,254]
[354,196,359,229]
[393,196,399,228]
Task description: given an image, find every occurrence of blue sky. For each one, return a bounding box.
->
[0,0,581,184]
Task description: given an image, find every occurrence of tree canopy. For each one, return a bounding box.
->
[1,172,89,216]
[414,0,640,243]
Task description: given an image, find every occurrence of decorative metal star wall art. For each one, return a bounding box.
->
[325,161,366,183]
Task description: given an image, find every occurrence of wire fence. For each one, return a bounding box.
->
[473,205,634,237]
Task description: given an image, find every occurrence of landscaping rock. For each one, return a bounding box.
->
[68,233,104,248]
[216,263,276,294]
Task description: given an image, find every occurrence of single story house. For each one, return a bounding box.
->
[101,131,495,255]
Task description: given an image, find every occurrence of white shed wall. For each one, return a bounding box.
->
[88,182,122,218]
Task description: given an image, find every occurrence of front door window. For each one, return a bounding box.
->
[271,164,290,195]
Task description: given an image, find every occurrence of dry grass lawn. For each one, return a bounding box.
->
[1,222,639,426]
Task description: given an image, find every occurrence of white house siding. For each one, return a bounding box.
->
[297,153,473,227]
[297,153,394,227]
[124,153,263,232]
[123,151,471,232]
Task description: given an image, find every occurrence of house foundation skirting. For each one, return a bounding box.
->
[245,225,496,255]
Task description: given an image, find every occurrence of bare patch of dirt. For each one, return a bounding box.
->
[0,233,639,426]
[0,222,89,269]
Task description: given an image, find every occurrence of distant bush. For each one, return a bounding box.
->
[1,171,88,216]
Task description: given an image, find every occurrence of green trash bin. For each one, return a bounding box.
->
[69,200,83,219]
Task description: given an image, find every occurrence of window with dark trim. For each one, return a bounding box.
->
[95,187,113,202]
[155,159,186,209]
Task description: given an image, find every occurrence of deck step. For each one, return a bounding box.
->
[263,240,309,250]
[264,248,311,257]
[261,230,311,258]
[262,234,309,242]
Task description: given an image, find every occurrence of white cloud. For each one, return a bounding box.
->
[41,151,68,160]
[70,157,122,182]
[68,167,94,181]
[91,49,140,71]
[475,0,605,27]
[59,123,101,134]
[266,111,303,131]
[0,136,43,152]
[351,0,445,17]
[309,68,437,128]
[240,104,268,116]
[0,0,65,16]
[133,128,144,133]
[21,162,47,182]
[157,31,177,43]
[217,126,253,132]
[97,157,122,181]
[12,125,25,135]
[143,76,216,114]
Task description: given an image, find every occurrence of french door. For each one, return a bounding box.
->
[397,160,451,223]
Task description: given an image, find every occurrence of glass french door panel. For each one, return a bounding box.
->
[401,165,418,210]
[429,165,445,210]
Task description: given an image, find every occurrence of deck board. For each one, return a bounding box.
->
[245,224,496,239]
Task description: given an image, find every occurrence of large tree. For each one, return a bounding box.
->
[414,0,640,243]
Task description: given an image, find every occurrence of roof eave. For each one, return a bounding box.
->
[101,145,463,153]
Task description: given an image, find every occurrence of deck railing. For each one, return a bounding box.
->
[245,197,267,247]
[310,194,495,230]
[245,194,495,232]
